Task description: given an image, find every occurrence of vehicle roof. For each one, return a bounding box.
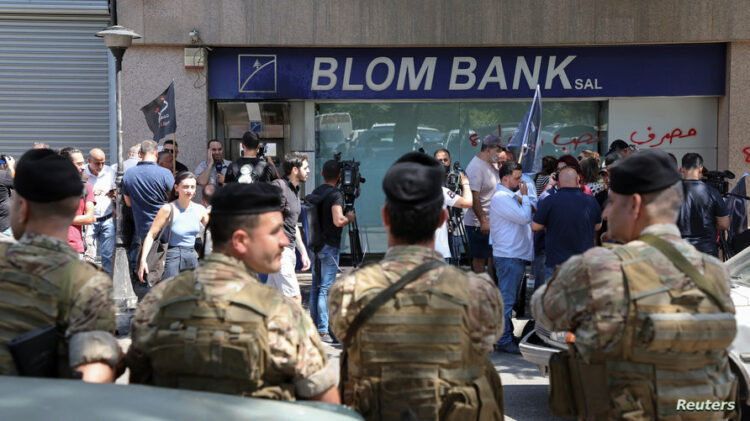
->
[0,376,362,420]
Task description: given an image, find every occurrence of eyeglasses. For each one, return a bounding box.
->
[627,145,639,151]
[163,149,174,153]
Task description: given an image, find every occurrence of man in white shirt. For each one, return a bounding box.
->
[195,139,232,187]
[83,148,116,275]
[490,161,533,354]
[464,135,503,275]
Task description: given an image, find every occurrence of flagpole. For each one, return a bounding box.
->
[172,132,177,175]
[517,85,540,168]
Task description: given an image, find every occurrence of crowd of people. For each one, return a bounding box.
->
[0,128,740,420]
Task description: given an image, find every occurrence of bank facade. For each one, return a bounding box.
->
[117,1,750,253]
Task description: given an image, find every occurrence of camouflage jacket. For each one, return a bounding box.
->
[0,232,117,374]
[127,253,334,398]
[328,245,503,355]
[533,223,734,360]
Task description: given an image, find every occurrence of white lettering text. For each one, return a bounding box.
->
[365,57,395,91]
[449,57,477,90]
[545,55,576,89]
[397,57,437,90]
[478,57,507,90]
[311,57,337,90]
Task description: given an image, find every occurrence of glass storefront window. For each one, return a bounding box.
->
[315,100,608,254]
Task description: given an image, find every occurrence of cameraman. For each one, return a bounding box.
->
[307,159,354,343]
[434,149,472,262]
[677,153,729,257]
[225,131,278,184]
[195,139,231,187]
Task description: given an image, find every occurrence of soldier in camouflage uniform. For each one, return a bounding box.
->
[532,150,737,420]
[126,182,339,403]
[0,149,119,382]
[329,152,505,421]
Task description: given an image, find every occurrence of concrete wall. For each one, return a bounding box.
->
[119,0,750,47]
[726,42,750,184]
[121,46,209,174]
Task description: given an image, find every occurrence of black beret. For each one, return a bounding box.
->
[210,182,282,215]
[609,150,682,195]
[15,149,82,202]
[383,152,444,210]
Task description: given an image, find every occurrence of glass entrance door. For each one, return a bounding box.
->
[215,102,290,163]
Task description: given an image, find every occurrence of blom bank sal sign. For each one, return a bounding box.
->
[208,44,725,100]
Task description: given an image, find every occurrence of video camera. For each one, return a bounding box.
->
[702,169,735,196]
[445,161,464,195]
[333,152,365,207]
[256,143,267,159]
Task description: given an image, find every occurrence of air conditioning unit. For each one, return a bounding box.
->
[184,47,206,70]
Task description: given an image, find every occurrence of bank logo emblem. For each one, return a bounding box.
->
[238,54,277,93]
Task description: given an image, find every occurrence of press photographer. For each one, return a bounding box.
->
[677,152,729,257]
[434,148,472,264]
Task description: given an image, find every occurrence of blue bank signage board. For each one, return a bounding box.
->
[208,44,725,100]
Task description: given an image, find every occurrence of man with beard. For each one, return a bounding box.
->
[464,135,504,275]
[489,161,533,354]
[266,153,312,306]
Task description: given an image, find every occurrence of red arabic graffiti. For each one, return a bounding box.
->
[630,126,697,148]
[552,132,604,151]
[743,146,750,163]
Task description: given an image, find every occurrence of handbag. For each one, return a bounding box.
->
[144,204,174,286]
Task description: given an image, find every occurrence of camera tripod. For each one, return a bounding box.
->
[447,207,470,266]
[344,202,364,268]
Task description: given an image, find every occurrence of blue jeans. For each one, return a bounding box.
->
[531,252,546,293]
[493,256,527,346]
[92,217,115,275]
[163,246,198,281]
[310,245,339,334]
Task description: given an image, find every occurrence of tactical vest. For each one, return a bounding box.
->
[343,264,504,421]
[0,242,92,377]
[554,242,737,421]
[145,271,294,399]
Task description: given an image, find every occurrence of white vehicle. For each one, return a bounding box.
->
[315,113,353,139]
[520,244,750,415]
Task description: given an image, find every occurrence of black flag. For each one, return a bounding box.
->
[140,82,176,141]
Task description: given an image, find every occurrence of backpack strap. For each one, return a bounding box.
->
[342,259,445,350]
[638,234,729,313]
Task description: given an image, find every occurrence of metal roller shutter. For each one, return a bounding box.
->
[0,1,111,158]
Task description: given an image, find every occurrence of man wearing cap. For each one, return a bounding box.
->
[0,149,119,382]
[126,182,339,403]
[532,150,736,420]
[329,152,504,420]
[464,134,504,275]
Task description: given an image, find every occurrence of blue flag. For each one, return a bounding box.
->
[726,173,748,244]
[508,85,543,174]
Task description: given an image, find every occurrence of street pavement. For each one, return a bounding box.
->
[115,270,566,420]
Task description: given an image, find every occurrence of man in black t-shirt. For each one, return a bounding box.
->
[266,153,311,306]
[306,159,354,343]
[677,153,730,256]
[224,131,278,184]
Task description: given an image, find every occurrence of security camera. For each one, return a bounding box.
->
[189,29,199,43]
